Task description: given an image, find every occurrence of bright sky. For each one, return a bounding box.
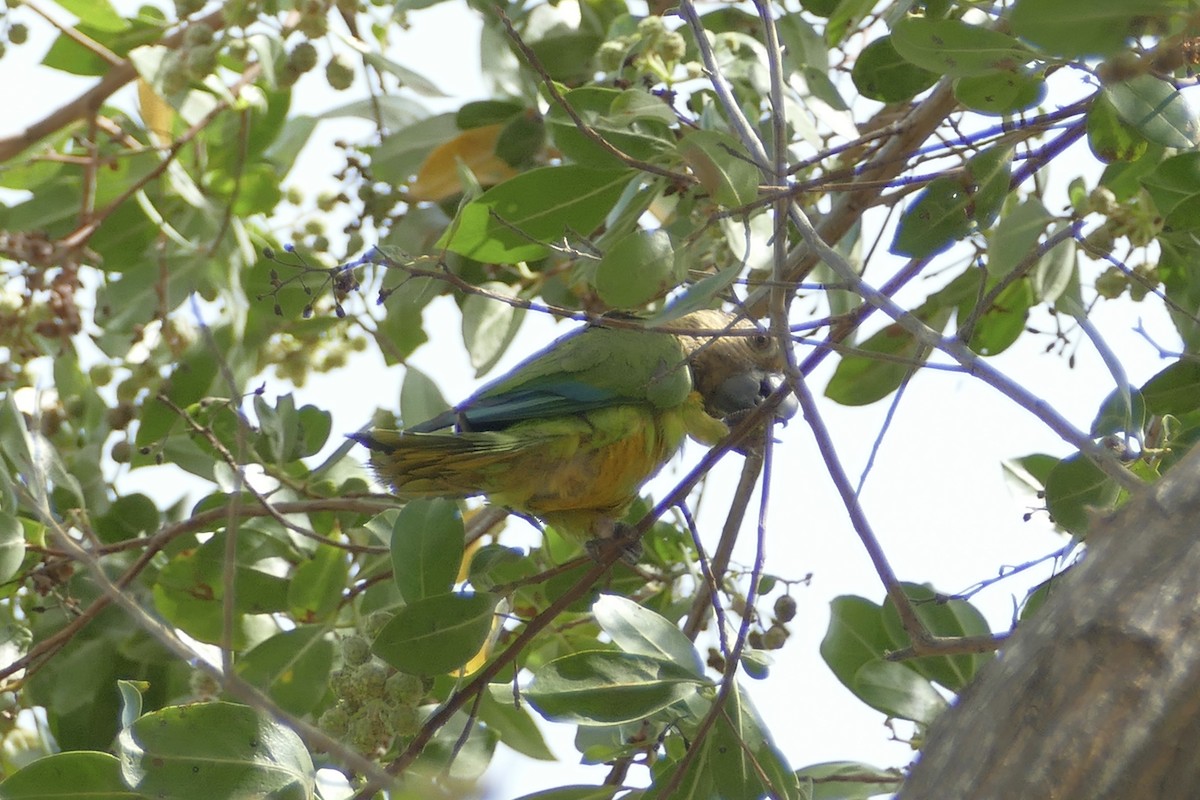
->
[5,2,1186,797]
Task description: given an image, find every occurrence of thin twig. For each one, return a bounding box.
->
[788,368,933,646]
[356,551,626,796]
[681,456,762,645]
[21,475,397,789]
[24,0,123,65]
[0,8,228,162]
[57,62,263,254]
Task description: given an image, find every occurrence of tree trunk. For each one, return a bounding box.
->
[901,447,1200,799]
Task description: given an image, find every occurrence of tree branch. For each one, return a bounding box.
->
[0,8,227,163]
[901,446,1200,799]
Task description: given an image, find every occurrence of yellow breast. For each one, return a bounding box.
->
[487,405,687,533]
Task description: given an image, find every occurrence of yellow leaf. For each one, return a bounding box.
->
[457,533,483,585]
[454,597,503,678]
[137,78,174,147]
[408,124,518,202]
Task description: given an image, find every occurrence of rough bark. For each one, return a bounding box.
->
[901,446,1200,799]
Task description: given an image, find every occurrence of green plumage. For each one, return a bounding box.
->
[352,310,794,542]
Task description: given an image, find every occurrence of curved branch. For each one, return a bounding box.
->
[0,8,227,164]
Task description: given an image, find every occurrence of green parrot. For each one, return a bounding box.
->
[350,309,796,546]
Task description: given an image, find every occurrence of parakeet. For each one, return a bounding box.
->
[350,309,796,545]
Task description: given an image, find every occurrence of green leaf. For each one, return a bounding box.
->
[3,180,82,236]
[525,650,707,725]
[400,365,450,428]
[356,50,446,97]
[468,544,536,592]
[963,144,1015,232]
[479,689,556,761]
[56,0,129,31]
[296,404,332,458]
[825,304,953,406]
[373,592,499,675]
[890,177,973,258]
[254,393,299,466]
[390,498,465,603]
[891,17,1032,78]
[117,702,314,798]
[1004,453,1060,492]
[853,660,948,724]
[609,89,679,126]
[0,512,26,584]
[650,264,742,324]
[1010,0,1179,58]
[986,197,1051,279]
[1020,574,1068,622]
[545,87,674,169]
[880,584,992,692]
[495,111,547,167]
[592,594,705,677]
[462,285,526,377]
[439,166,635,263]
[1099,143,1164,201]
[95,493,160,544]
[1044,453,1122,536]
[1142,360,1200,417]
[1087,92,1150,164]
[1091,384,1146,439]
[134,342,220,450]
[153,530,292,646]
[954,70,1047,116]
[288,545,348,622]
[825,0,875,45]
[961,278,1035,357]
[1159,240,1200,352]
[372,113,458,185]
[457,100,525,129]
[411,706,498,781]
[236,627,336,716]
[0,752,130,797]
[819,595,891,689]
[42,14,162,76]
[509,788,623,800]
[794,761,903,800]
[117,680,144,730]
[852,36,938,103]
[644,735,716,799]
[1104,75,1200,150]
[821,595,947,722]
[0,394,34,477]
[712,685,800,800]
[265,115,320,172]
[1142,151,1200,222]
[594,229,680,310]
[0,135,66,191]
[1032,226,1077,304]
[677,129,760,208]
[528,28,602,84]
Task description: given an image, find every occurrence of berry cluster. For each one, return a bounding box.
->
[595,16,696,86]
[318,633,430,754]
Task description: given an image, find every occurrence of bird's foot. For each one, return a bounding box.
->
[585,521,642,565]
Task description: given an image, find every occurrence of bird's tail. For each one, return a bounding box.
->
[348,429,528,499]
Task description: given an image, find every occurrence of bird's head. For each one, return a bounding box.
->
[671,310,799,426]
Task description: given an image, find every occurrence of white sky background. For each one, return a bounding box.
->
[3,2,1187,797]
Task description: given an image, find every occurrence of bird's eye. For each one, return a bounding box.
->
[751,333,771,350]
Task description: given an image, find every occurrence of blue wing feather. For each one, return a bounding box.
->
[408,382,617,432]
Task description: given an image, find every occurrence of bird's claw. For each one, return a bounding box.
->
[585,522,643,564]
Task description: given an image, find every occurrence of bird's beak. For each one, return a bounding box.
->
[711,372,798,425]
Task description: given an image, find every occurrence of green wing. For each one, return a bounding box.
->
[409,323,693,432]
